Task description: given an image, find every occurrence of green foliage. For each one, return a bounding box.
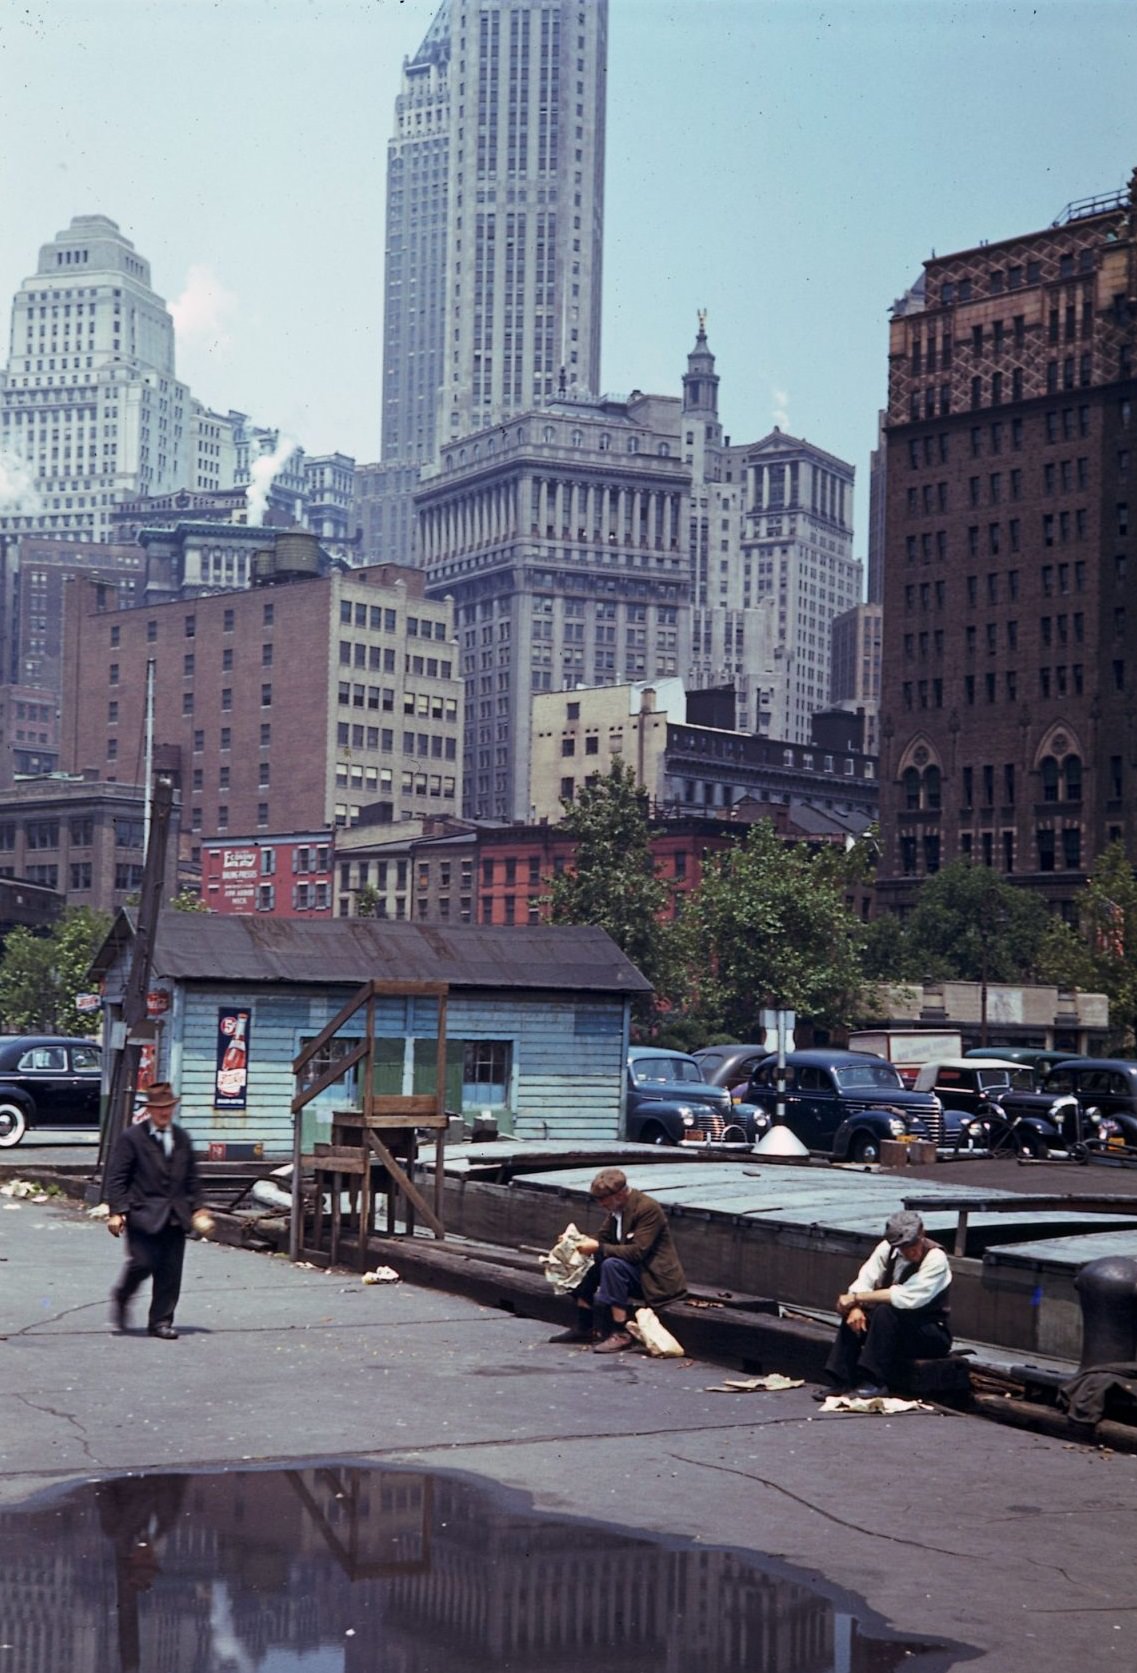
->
[170,887,209,912]
[684,821,869,1037]
[549,762,680,1019]
[0,906,111,1035]
[355,883,381,919]
[900,860,1054,983]
[1082,841,1137,1049]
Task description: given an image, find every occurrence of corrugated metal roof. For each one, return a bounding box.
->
[141,913,651,994]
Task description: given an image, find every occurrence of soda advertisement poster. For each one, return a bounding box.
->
[214,1007,251,1110]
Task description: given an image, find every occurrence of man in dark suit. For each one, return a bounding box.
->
[106,1082,213,1340]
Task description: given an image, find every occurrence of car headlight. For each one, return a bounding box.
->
[1049,1097,1078,1120]
[886,1116,907,1136]
[679,1110,696,1125]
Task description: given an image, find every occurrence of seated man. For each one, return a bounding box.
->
[824,1209,952,1396]
[550,1167,687,1354]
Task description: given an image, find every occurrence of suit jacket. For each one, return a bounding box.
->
[106,1121,202,1234]
[595,1187,687,1306]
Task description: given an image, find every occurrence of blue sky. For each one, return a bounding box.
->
[2,0,1133,554]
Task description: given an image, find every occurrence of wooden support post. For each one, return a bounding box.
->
[365,1130,445,1240]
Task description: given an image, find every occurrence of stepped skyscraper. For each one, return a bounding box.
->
[380,0,608,468]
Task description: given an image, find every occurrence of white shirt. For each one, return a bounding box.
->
[850,1239,951,1311]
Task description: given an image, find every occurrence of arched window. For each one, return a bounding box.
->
[598,433,611,452]
[571,429,583,447]
[542,425,555,444]
[1064,754,1082,802]
[626,436,639,453]
[1041,757,1059,802]
[658,442,670,457]
[903,766,921,810]
[925,765,941,811]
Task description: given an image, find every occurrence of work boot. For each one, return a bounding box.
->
[548,1309,594,1344]
[592,1328,636,1355]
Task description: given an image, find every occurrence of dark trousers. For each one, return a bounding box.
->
[113,1222,187,1329]
[825,1305,951,1390]
[576,1256,643,1316]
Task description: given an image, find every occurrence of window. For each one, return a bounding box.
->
[461,1040,511,1107]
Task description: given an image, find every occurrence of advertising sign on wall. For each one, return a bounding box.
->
[217,847,260,911]
[214,1007,251,1109]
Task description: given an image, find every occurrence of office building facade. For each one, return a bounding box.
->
[0,215,191,543]
[877,169,1137,916]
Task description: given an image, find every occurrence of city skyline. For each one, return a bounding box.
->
[2,0,1133,550]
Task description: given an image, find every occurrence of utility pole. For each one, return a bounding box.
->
[96,777,174,1187]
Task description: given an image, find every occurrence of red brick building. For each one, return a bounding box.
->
[878,170,1137,917]
[59,562,462,873]
[201,832,334,917]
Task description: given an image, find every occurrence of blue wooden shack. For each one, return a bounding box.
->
[91,912,650,1157]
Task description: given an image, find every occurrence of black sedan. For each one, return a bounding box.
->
[0,1035,102,1148]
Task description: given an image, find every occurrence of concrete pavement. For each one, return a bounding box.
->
[1,1186,1134,1671]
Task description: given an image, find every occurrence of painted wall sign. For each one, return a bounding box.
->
[214,1007,251,1109]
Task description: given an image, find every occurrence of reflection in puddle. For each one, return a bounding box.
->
[0,1464,962,1672]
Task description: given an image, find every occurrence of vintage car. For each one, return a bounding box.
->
[743,1048,943,1163]
[992,1058,1137,1157]
[691,1043,772,1090]
[625,1046,765,1147]
[911,1058,1038,1146]
[0,1035,103,1147]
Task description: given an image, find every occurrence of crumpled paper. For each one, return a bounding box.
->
[818,1394,934,1414]
[1,1179,49,1203]
[361,1266,400,1285]
[705,1374,805,1393]
[539,1223,595,1293]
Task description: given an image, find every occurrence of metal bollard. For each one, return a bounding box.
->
[1074,1255,1137,1370]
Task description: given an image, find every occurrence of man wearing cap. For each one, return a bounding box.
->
[548,1167,687,1354]
[105,1083,213,1340]
[823,1209,952,1397]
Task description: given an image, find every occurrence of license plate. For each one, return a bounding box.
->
[684,1130,706,1143]
[1108,1134,1125,1149]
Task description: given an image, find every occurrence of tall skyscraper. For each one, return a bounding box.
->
[876,169,1137,917]
[368,0,609,567]
[0,215,191,543]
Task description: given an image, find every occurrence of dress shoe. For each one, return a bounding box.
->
[852,1382,889,1399]
[110,1295,129,1334]
[148,1323,179,1340]
[592,1329,636,1355]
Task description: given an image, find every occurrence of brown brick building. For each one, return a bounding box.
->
[878,169,1137,917]
[59,564,462,872]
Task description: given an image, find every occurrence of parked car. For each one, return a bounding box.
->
[962,1046,1077,1075]
[743,1049,943,1163]
[994,1058,1137,1157]
[0,1035,102,1147]
[625,1046,763,1147]
[911,1057,1038,1146]
[692,1043,772,1090]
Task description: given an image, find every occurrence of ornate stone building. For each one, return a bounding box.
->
[877,170,1137,916]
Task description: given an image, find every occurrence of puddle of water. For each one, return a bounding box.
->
[0,1464,965,1672]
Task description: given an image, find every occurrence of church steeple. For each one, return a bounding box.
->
[683,309,722,440]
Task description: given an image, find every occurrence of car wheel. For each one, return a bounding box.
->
[1014,1128,1047,1160]
[849,1132,879,1164]
[0,1103,28,1148]
[639,1122,672,1147]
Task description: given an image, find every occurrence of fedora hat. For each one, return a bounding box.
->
[143,1082,180,1110]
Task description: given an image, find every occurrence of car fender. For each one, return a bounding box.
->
[0,1083,37,1118]
[832,1106,905,1160]
[626,1094,698,1143]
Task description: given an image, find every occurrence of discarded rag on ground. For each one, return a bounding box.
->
[540,1223,595,1293]
[1058,1360,1137,1425]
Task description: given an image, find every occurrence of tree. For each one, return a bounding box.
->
[1082,841,1137,1049]
[548,762,680,1020]
[0,906,111,1035]
[170,888,209,912]
[901,860,1054,983]
[685,821,869,1038]
[355,883,381,919]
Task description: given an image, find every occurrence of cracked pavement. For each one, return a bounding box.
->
[1,1188,1134,1671]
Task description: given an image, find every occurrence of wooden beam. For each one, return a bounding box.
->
[365,1129,445,1240]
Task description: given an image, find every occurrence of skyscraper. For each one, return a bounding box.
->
[0,215,191,543]
[876,168,1137,917]
[367,0,609,567]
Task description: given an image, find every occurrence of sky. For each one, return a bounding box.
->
[2,0,1135,553]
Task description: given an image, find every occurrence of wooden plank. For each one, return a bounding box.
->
[365,1130,445,1239]
[292,982,373,1084]
[291,1037,369,1114]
